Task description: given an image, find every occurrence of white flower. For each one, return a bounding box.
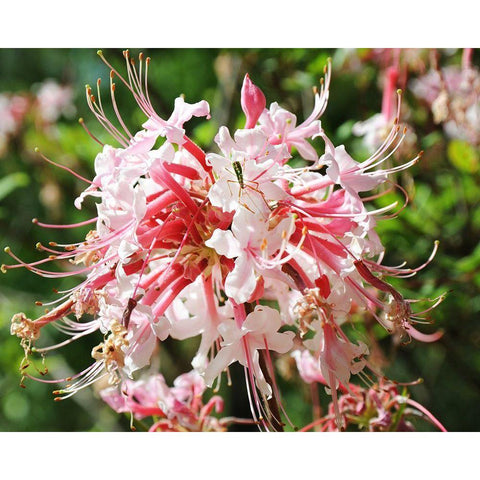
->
[203,305,294,397]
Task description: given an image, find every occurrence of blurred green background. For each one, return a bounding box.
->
[0,48,478,431]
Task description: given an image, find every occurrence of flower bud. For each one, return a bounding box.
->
[241,73,266,129]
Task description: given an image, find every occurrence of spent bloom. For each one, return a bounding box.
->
[4,49,445,432]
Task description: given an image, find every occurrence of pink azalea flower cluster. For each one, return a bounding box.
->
[0,79,74,157]
[411,48,480,145]
[0,93,29,155]
[6,50,445,431]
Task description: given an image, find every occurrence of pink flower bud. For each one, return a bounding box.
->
[241,73,266,129]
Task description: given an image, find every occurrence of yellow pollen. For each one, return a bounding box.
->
[4,246,11,253]
[1,265,7,274]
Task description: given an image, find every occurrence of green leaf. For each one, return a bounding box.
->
[447,139,479,173]
[0,172,30,201]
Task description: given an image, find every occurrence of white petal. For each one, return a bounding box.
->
[205,228,242,258]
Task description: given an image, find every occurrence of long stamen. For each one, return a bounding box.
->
[34,148,93,184]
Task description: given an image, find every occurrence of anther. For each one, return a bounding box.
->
[4,246,11,254]
[32,218,38,224]
[1,265,7,274]
[35,301,43,306]
[97,50,103,56]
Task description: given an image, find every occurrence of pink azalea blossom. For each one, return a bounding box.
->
[5,50,445,432]
[203,304,294,397]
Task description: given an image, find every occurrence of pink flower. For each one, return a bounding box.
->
[36,79,75,123]
[241,73,266,129]
[206,209,295,303]
[204,305,294,396]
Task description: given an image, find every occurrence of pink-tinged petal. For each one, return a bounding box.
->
[405,324,444,343]
[214,126,236,155]
[205,228,242,258]
[267,330,295,354]
[241,74,266,129]
[125,129,159,155]
[163,125,186,145]
[205,152,231,172]
[243,305,281,333]
[292,350,327,385]
[203,344,238,388]
[292,139,319,161]
[124,321,157,376]
[207,179,240,213]
[233,128,268,157]
[168,96,210,127]
[225,255,256,304]
[151,316,171,341]
[100,386,128,413]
